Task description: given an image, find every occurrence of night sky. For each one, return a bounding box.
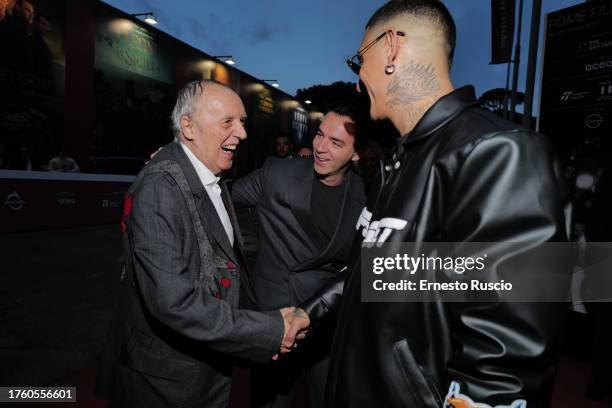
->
[103,0,584,109]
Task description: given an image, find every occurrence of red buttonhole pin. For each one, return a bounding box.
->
[220,277,231,288]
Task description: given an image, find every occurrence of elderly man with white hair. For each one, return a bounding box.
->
[96,80,295,408]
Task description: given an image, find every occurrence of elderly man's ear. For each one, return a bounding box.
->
[181,115,196,142]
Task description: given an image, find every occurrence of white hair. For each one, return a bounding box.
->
[171,79,225,137]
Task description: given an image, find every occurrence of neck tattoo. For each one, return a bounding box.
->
[386,61,440,131]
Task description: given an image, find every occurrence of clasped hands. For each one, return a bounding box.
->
[274,307,311,360]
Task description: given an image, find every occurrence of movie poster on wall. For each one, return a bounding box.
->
[0,0,66,171]
[94,5,174,84]
[92,3,176,166]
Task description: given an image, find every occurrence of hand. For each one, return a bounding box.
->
[272,307,295,360]
[283,308,310,350]
[280,306,295,321]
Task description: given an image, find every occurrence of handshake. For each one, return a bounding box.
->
[274,307,311,360]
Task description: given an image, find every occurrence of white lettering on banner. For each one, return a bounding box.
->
[292,111,307,133]
[585,60,612,71]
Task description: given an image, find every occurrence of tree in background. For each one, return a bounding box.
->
[296,81,399,148]
[296,81,365,113]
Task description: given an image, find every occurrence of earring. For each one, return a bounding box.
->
[385,64,395,75]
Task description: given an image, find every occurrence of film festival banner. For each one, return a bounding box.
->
[490,0,516,64]
[94,6,174,84]
[361,242,612,303]
[538,1,612,154]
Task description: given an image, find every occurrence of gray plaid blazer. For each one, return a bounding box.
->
[98,142,283,408]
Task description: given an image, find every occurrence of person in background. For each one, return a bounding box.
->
[296,145,313,158]
[355,140,383,197]
[47,149,80,172]
[274,132,293,158]
[10,0,52,78]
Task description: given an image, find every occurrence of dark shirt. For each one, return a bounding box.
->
[310,176,347,244]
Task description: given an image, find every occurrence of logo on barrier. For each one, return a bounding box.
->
[599,83,612,101]
[56,192,76,207]
[4,190,26,211]
[101,199,121,209]
[585,60,612,72]
[560,90,589,102]
[585,113,603,129]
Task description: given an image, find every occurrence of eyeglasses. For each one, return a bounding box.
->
[346,30,405,75]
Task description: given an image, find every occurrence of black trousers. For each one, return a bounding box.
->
[585,302,612,384]
[250,320,333,408]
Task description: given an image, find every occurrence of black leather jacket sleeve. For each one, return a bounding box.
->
[300,268,346,323]
[441,131,571,405]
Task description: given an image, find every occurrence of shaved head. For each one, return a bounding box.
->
[366,0,456,68]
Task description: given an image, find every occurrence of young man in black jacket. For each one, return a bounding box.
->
[232,101,366,408]
[284,1,571,407]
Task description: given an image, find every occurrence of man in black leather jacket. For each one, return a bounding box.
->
[283,1,572,407]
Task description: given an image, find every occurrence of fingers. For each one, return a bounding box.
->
[281,309,297,350]
[282,321,300,348]
[275,307,312,361]
[282,308,310,349]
